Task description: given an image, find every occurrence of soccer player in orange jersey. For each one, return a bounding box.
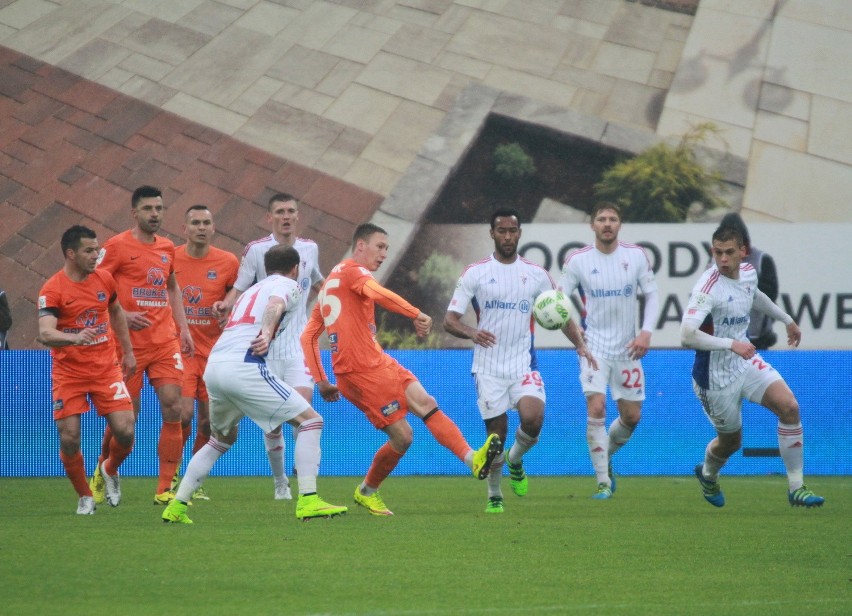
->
[173,204,238,500]
[38,225,136,514]
[92,185,195,505]
[301,223,503,516]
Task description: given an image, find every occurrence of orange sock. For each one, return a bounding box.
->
[365,442,405,489]
[103,436,134,476]
[156,421,183,493]
[423,409,470,462]
[181,423,191,448]
[98,425,113,465]
[60,451,91,497]
[192,430,209,455]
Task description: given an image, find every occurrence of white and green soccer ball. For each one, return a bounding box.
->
[533,289,573,330]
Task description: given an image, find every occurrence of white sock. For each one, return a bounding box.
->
[607,417,634,458]
[587,418,609,485]
[264,430,286,481]
[702,441,728,481]
[176,438,230,502]
[777,422,804,490]
[507,427,538,466]
[487,452,505,498]
[294,417,323,495]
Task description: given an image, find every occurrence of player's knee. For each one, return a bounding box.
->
[775,398,800,424]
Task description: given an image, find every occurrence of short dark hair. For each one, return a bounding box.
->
[61,225,97,254]
[718,212,750,250]
[712,225,745,247]
[490,208,521,229]
[185,204,210,218]
[268,192,297,212]
[591,202,621,220]
[264,245,301,275]
[132,185,162,208]
[353,223,387,247]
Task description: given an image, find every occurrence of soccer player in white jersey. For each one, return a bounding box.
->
[559,202,659,499]
[681,224,824,508]
[163,245,347,523]
[218,193,323,500]
[445,209,594,513]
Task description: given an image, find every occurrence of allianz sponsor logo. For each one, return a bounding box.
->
[483,299,531,313]
[720,315,749,326]
[589,284,633,298]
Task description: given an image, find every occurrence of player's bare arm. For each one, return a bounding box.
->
[167,272,194,356]
[38,313,99,347]
[561,318,598,370]
[251,296,287,356]
[108,299,136,378]
[443,310,496,348]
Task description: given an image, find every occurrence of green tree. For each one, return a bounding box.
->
[493,142,536,182]
[594,123,725,222]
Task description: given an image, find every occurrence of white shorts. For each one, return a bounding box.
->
[474,371,546,421]
[204,359,311,437]
[265,356,315,392]
[692,355,782,433]
[579,356,645,402]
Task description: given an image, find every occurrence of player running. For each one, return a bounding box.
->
[682,224,824,508]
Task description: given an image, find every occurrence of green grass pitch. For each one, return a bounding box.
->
[1,475,848,615]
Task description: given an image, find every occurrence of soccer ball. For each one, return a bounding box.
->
[533,289,573,330]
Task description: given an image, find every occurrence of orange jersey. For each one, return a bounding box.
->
[174,245,239,357]
[302,258,419,380]
[98,230,177,348]
[38,268,120,380]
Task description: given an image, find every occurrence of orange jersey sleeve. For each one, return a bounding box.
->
[38,269,120,379]
[314,259,418,375]
[174,245,239,357]
[361,278,420,319]
[99,230,178,348]
[301,301,328,383]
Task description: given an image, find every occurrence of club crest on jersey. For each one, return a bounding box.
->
[380,400,401,416]
[207,270,217,280]
[183,286,202,305]
[301,278,309,292]
[97,291,107,302]
[623,284,633,298]
[76,309,98,328]
[146,268,166,287]
[519,299,530,313]
[161,254,168,264]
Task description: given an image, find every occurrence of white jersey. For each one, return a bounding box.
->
[210,274,301,362]
[448,254,554,379]
[682,263,758,390]
[234,235,322,360]
[559,241,657,361]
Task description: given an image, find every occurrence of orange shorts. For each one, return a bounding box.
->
[336,356,416,429]
[181,353,209,401]
[120,338,183,397]
[52,364,133,420]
